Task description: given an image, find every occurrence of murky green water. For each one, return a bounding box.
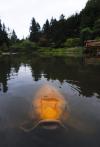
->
[0,54,100,147]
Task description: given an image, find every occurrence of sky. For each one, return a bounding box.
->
[0,0,88,39]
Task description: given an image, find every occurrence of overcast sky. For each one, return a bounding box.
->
[0,0,88,38]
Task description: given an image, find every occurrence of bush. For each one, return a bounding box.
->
[20,40,38,51]
[10,40,39,53]
[94,36,100,40]
[64,38,80,47]
[0,43,9,52]
[38,37,49,47]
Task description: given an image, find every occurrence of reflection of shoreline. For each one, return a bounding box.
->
[0,55,100,98]
[84,57,100,65]
[0,55,20,93]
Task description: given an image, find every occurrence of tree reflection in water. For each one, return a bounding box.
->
[0,55,100,147]
[0,54,100,98]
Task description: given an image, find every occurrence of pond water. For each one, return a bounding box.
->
[0,54,100,147]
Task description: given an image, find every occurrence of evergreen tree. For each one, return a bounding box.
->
[0,20,9,47]
[93,19,100,38]
[42,19,50,38]
[65,13,80,38]
[29,18,40,42]
[29,0,100,47]
[0,20,3,46]
[11,30,17,44]
[59,14,65,20]
[52,14,67,47]
[80,0,100,28]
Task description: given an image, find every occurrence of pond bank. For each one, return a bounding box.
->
[38,47,83,57]
[0,47,84,57]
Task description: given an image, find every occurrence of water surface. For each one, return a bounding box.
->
[0,54,100,147]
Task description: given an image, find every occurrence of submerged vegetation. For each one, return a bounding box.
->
[0,0,100,55]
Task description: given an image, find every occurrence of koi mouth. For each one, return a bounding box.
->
[36,120,64,130]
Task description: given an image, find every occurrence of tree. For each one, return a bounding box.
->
[65,13,80,38]
[53,14,67,47]
[93,19,100,38]
[11,30,17,44]
[80,27,93,45]
[59,14,65,20]
[0,20,3,46]
[42,19,50,38]
[0,20,9,47]
[28,0,100,48]
[49,16,67,47]
[29,18,40,42]
[80,0,100,28]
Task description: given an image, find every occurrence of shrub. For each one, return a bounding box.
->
[0,43,9,52]
[10,40,39,52]
[94,36,100,40]
[38,37,49,47]
[64,38,80,47]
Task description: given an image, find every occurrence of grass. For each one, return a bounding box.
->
[0,43,84,57]
[38,47,83,57]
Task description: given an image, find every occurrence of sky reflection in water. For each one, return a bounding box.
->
[0,55,100,147]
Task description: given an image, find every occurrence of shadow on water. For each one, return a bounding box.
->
[0,54,100,147]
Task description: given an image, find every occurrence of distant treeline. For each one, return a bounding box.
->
[0,0,100,52]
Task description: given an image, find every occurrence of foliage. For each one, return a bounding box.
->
[29,14,81,48]
[39,47,83,57]
[0,43,9,52]
[64,38,80,47]
[10,40,39,53]
[80,27,93,45]
[65,13,80,38]
[95,36,100,40]
[80,0,100,28]
[42,19,50,40]
[1,0,100,52]
[29,18,41,42]
[50,15,67,47]
[93,19,100,38]
[10,30,18,44]
[38,37,49,47]
[0,20,9,48]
